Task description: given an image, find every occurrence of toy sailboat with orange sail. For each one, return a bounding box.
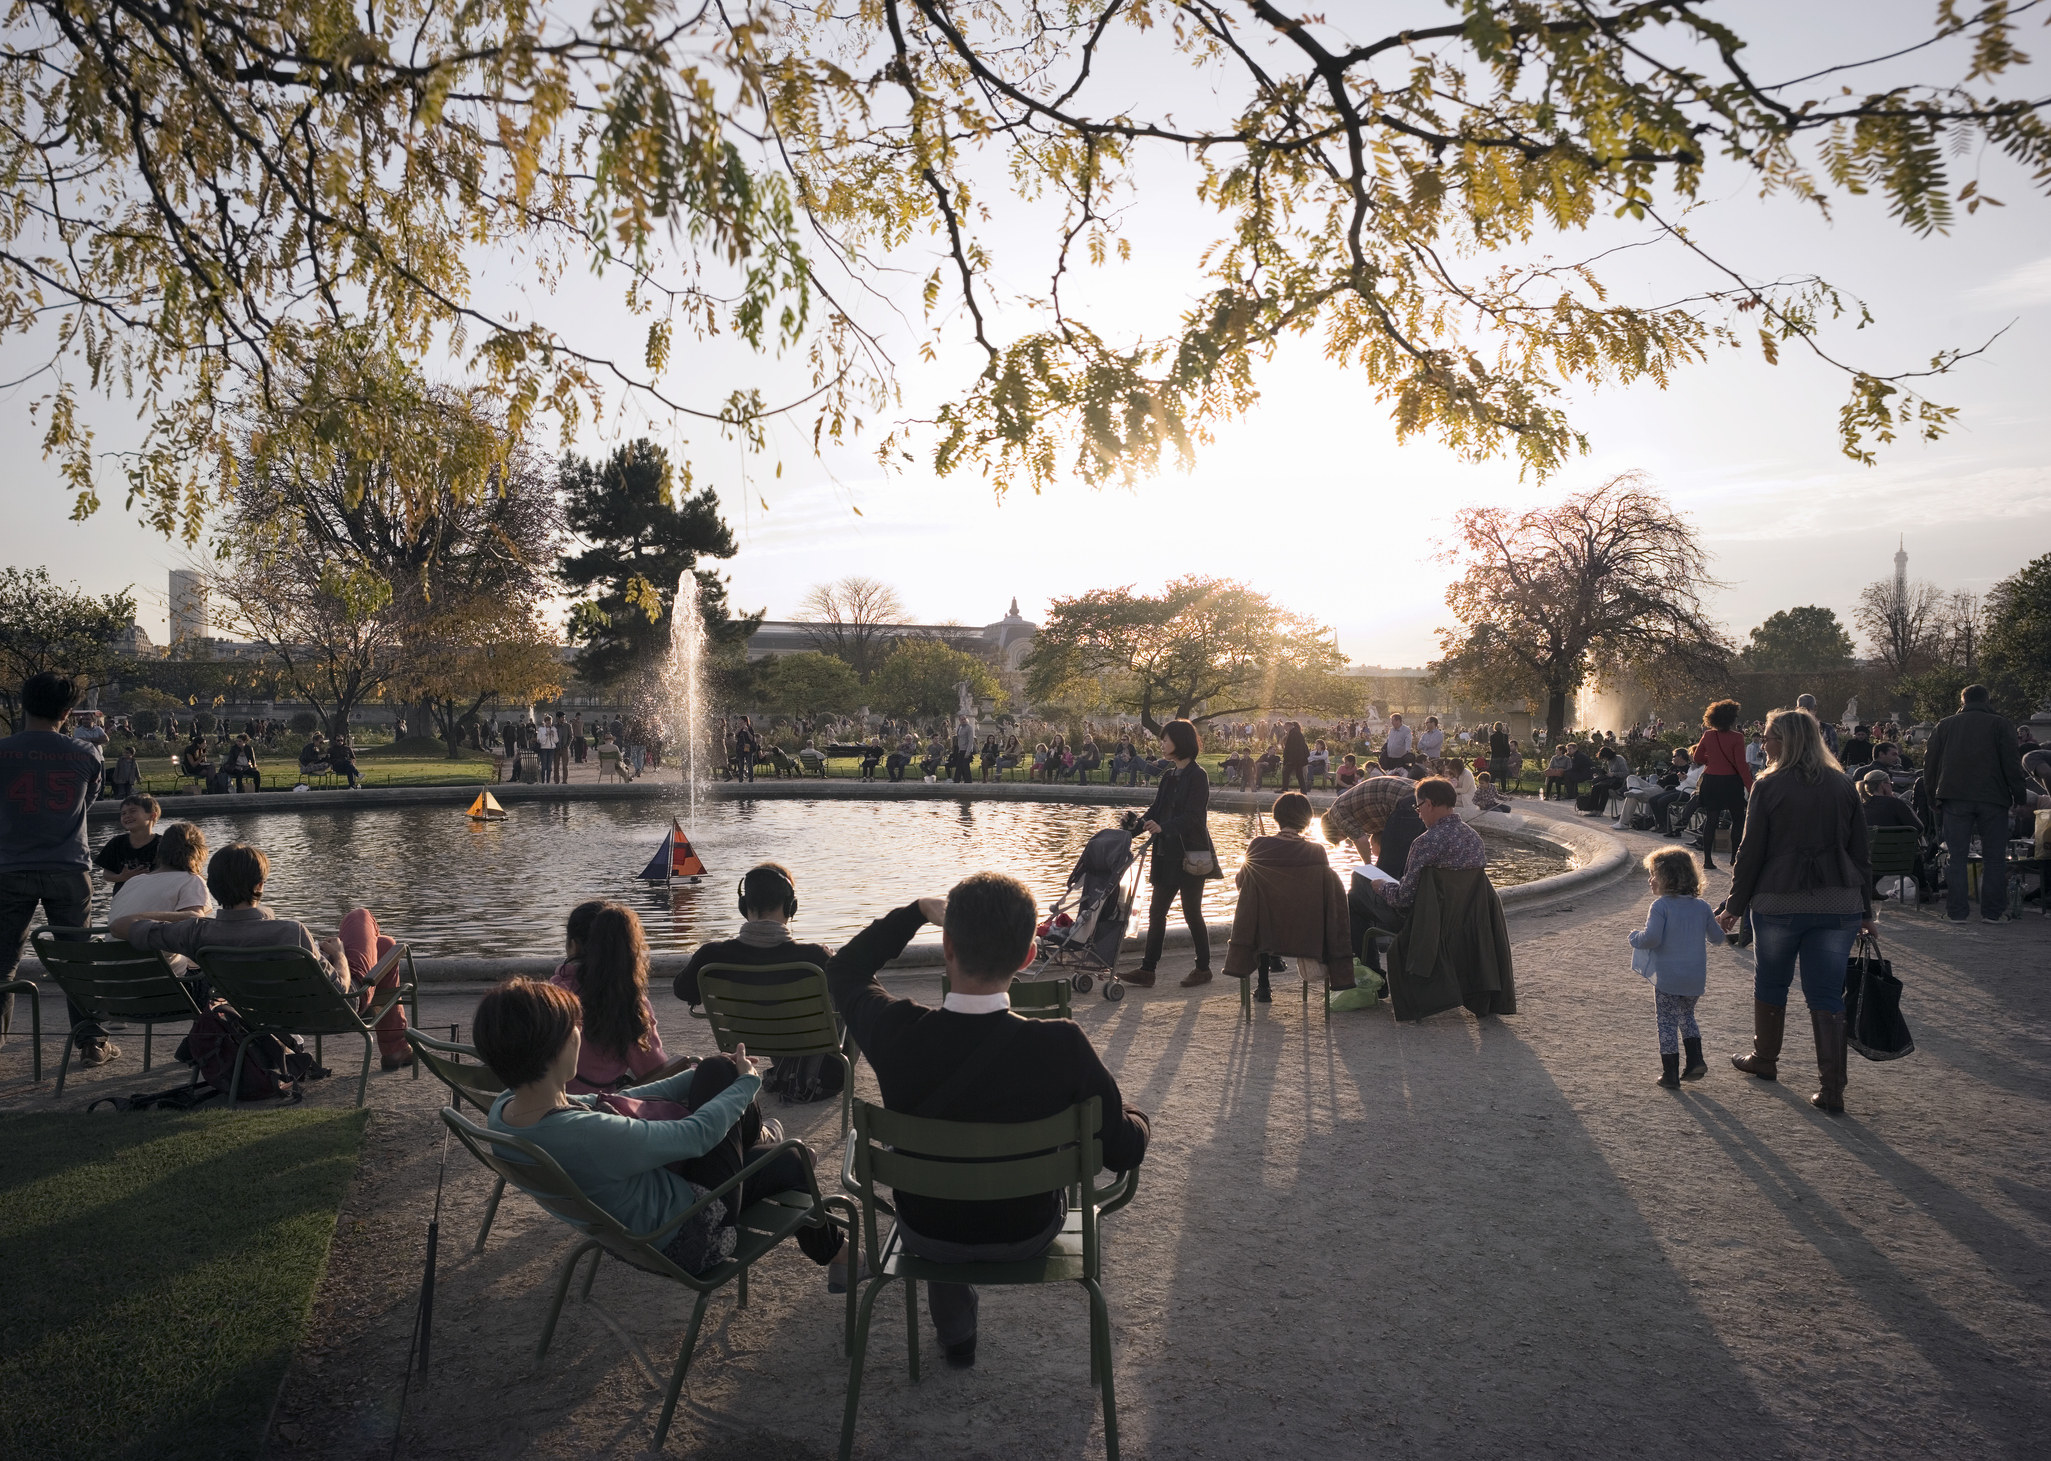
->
[465,790,507,821]
[638,819,707,882]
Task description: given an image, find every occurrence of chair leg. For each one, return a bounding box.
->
[839,1277,891,1461]
[355,1031,372,1107]
[579,1245,602,1300]
[143,1022,153,1073]
[536,1240,600,1360]
[652,1288,714,1451]
[53,1028,80,1097]
[229,1032,255,1106]
[1085,1278,1119,1461]
[474,1176,506,1255]
[905,1276,920,1382]
[737,1264,748,1310]
[314,1032,322,1067]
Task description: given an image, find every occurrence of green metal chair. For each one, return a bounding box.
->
[1869,825,1923,909]
[940,972,1074,1020]
[408,1029,510,1252]
[191,942,417,1106]
[31,927,207,1096]
[1,976,44,1082]
[440,1106,856,1451]
[695,963,854,1134]
[839,1096,1138,1461]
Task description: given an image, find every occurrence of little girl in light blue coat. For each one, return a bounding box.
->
[1629,847,1722,1089]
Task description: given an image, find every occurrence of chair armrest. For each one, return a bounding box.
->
[840,1138,894,1215]
[1097,1168,1140,1218]
[641,1137,824,1246]
[365,940,410,989]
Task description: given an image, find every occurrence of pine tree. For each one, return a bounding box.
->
[558,440,758,686]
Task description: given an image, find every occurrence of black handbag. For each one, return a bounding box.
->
[1842,933,1913,1062]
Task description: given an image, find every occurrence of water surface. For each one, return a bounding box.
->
[108,797,1569,955]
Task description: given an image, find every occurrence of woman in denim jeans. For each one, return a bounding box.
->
[1719,707,1874,1114]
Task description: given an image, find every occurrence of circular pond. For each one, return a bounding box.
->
[104,797,1572,956]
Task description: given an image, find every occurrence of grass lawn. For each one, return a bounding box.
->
[128,742,497,797]
[0,1109,370,1461]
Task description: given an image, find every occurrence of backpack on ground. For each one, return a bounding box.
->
[185,1003,323,1101]
[206,768,234,794]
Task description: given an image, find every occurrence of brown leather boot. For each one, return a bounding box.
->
[1730,1000,1785,1081]
[1809,1009,1848,1114]
[1124,968,1157,989]
[1178,967,1213,988]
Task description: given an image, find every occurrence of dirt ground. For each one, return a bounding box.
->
[4,803,2046,1460]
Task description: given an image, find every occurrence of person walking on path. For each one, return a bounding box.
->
[1690,699,1753,871]
[1628,848,1720,1089]
[0,674,112,1064]
[1131,718,1220,988]
[1720,707,1872,1115]
[1923,684,2030,924]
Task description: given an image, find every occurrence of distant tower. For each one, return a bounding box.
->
[1894,536,1908,597]
[168,569,209,649]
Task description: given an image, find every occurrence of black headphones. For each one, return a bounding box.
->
[737,865,798,919]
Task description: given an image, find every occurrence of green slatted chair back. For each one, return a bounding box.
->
[192,944,412,1105]
[838,1095,1130,1461]
[1868,825,1921,877]
[408,1030,506,1113]
[440,1105,852,1452]
[939,972,1073,1020]
[32,927,206,1094]
[697,963,853,1130]
[442,1105,697,1283]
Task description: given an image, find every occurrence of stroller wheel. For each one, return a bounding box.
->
[1104,980,1125,1002]
[1071,973,1093,994]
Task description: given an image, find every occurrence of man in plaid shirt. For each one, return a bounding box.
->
[1382,779,1487,909]
[1346,777,1488,969]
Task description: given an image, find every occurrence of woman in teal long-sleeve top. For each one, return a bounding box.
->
[477,978,847,1278]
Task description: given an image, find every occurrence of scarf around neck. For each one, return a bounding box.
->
[736,919,793,949]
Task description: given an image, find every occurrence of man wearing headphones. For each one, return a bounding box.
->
[673,863,842,1103]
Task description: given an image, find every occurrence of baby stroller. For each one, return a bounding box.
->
[1033,814,1151,1002]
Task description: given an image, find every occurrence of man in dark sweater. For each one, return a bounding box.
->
[674,863,841,1101]
[828,873,1150,1368]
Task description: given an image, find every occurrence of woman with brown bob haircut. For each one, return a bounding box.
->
[475,978,849,1281]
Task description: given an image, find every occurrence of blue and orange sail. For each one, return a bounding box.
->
[638,819,707,881]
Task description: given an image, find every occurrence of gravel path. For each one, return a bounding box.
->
[4,804,2044,1460]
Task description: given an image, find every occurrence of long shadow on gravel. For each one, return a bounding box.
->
[1148,1008,1788,1460]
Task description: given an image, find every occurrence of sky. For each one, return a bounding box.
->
[3,2,2048,666]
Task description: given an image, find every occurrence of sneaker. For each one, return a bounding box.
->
[77,1040,122,1067]
[1981,913,2012,924]
[943,1336,977,1370]
[1944,912,1972,923]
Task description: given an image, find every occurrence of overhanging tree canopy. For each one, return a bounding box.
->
[8,3,2048,532]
